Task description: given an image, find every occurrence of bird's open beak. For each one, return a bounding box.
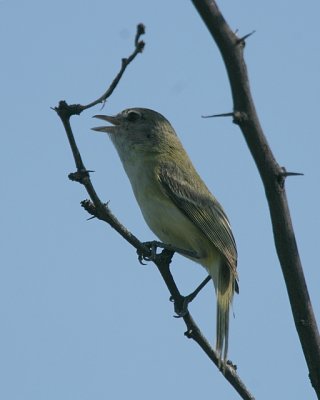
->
[91,114,121,133]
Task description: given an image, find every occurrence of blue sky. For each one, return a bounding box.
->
[1,1,320,399]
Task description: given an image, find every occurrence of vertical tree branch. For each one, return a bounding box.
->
[191,1,320,396]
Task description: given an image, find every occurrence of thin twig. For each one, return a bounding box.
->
[202,112,234,118]
[153,250,255,400]
[54,24,149,256]
[80,23,145,112]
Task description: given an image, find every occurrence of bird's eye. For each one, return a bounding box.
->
[126,110,141,122]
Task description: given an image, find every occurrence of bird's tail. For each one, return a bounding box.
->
[215,262,236,368]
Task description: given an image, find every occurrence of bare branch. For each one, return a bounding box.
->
[53,23,145,120]
[153,250,255,400]
[191,0,320,396]
[54,24,149,257]
[54,24,255,400]
[80,23,145,111]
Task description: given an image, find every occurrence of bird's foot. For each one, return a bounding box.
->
[170,294,190,317]
[170,275,212,317]
[137,241,163,265]
[137,241,199,265]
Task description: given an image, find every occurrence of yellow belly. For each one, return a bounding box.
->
[134,183,221,284]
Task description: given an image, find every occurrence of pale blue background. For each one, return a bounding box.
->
[1,1,319,399]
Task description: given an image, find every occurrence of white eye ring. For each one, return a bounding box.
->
[126,110,141,122]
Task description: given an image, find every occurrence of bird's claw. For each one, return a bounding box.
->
[170,295,191,318]
[137,241,159,264]
[137,252,147,265]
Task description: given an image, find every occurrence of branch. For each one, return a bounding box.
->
[153,250,255,400]
[81,23,146,112]
[191,1,320,397]
[54,24,149,256]
[54,24,255,400]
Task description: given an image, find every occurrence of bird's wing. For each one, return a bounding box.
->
[158,162,237,277]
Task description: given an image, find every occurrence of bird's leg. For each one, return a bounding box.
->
[171,275,212,317]
[137,241,209,317]
[185,274,212,303]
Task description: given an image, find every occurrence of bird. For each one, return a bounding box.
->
[92,107,238,366]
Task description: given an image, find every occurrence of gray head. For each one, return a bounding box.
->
[92,108,181,155]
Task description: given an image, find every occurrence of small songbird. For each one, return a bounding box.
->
[92,108,238,365]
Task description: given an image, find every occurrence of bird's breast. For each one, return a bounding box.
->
[123,159,216,265]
